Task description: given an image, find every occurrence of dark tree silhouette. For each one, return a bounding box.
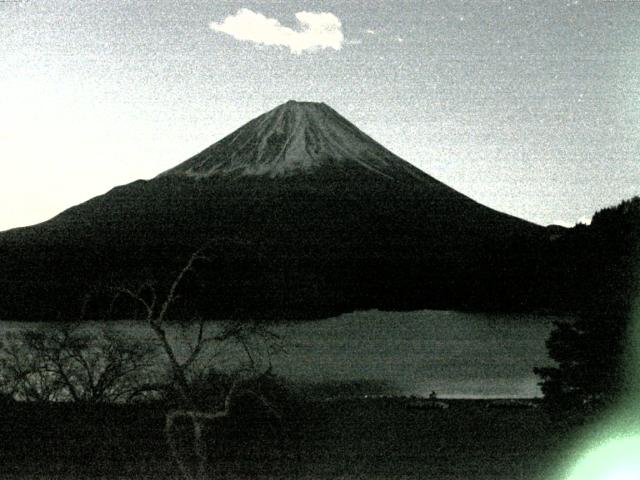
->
[543,196,639,316]
[535,196,639,417]
[0,323,157,403]
[534,315,630,415]
[113,244,286,480]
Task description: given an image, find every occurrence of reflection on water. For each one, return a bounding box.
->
[272,310,557,398]
[0,309,559,399]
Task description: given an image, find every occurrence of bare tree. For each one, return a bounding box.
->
[0,323,158,403]
[114,245,285,480]
[0,331,60,402]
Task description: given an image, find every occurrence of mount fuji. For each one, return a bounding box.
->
[0,101,546,321]
[161,100,432,182]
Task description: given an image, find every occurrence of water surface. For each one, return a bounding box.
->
[0,309,558,398]
[272,310,556,398]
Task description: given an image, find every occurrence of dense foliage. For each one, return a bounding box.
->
[542,196,640,316]
[535,197,639,415]
[534,316,630,415]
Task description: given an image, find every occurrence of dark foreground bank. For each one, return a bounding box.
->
[0,397,574,480]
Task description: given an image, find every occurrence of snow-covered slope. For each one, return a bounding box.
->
[0,100,547,322]
[159,100,431,183]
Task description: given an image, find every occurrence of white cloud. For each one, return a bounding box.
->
[209,8,344,54]
[366,29,376,35]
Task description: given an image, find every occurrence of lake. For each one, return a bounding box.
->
[0,310,559,399]
[272,310,557,398]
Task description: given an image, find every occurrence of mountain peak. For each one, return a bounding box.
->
[159,101,430,182]
[283,99,325,107]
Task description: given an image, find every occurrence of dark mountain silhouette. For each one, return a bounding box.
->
[0,101,553,321]
[539,196,640,318]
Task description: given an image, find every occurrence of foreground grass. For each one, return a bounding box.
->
[0,398,572,479]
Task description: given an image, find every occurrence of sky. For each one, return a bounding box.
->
[1,0,639,231]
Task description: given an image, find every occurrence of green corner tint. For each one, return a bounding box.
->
[555,293,640,480]
[565,435,640,480]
